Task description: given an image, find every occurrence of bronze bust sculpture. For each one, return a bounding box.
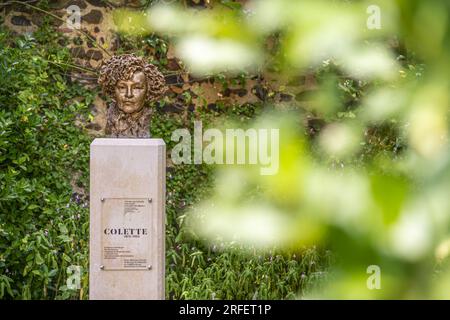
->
[98,54,166,138]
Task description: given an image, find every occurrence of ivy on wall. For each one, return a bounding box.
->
[0,21,94,299]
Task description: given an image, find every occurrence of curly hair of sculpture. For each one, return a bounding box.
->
[98,54,166,138]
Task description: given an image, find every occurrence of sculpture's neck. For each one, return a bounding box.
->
[124,108,145,121]
[106,101,152,138]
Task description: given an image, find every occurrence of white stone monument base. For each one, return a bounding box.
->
[89,138,165,300]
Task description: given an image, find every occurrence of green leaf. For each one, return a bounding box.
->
[59,223,68,234]
[32,270,42,277]
[28,204,39,210]
[35,252,44,265]
[62,253,71,263]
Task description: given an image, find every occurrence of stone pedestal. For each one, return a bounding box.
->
[89,138,165,300]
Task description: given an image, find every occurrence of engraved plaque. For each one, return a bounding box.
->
[101,198,152,270]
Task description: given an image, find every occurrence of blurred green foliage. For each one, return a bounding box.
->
[136,0,450,298]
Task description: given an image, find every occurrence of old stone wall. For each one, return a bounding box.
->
[1,0,317,136]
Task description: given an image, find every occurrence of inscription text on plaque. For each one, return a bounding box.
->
[101,198,152,270]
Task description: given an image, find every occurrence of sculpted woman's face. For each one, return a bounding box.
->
[114,71,147,114]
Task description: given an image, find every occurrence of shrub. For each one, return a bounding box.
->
[0,24,94,299]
